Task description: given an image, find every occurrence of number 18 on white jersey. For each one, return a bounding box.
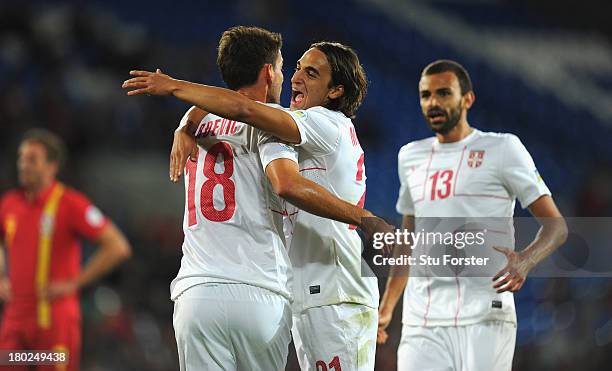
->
[170,111,295,302]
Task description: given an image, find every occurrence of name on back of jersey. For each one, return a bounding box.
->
[195,117,238,138]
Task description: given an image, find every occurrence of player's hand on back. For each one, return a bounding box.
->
[0,276,12,302]
[492,247,533,293]
[122,69,177,96]
[170,126,198,182]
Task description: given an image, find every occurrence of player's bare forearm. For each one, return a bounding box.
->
[522,195,568,268]
[285,180,371,226]
[172,80,300,143]
[0,244,6,277]
[123,70,301,143]
[380,215,414,314]
[176,106,204,135]
[380,277,407,315]
[0,246,11,302]
[266,159,372,226]
[378,273,406,344]
[493,195,567,293]
[377,215,413,344]
[170,106,205,182]
[76,222,132,289]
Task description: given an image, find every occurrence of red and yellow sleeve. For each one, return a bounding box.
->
[67,190,109,240]
[0,194,5,241]
[0,194,14,246]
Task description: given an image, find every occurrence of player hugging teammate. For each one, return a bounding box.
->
[124,26,394,370]
[122,26,567,371]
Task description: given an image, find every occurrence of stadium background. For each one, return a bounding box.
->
[1,0,611,369]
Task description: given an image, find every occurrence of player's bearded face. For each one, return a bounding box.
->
[424,100,462,135]
[17,142,56,190]
[290,48,338,111]
[419,72,465,135]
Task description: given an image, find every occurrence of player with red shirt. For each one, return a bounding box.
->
[0,129,132,371]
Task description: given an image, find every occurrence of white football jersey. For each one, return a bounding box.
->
[170,110,296,301]
[396,129,551,326]
[260,106,379,313]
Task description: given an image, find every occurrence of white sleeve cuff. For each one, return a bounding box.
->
[259,142,299,171]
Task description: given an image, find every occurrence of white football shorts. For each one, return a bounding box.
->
[397,321,516,371]
[173,282,292,371]
[292,303,378,371]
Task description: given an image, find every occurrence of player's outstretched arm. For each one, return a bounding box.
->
[377,214,413,344]
[265,158,395,254]
[43,222,132,300]
[492,195,568,293]
[122,70,301,143]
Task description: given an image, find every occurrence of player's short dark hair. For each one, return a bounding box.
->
[21,128,66,168]
[311,41,368,118]
[422,60,473,95]
[217,26,282,90]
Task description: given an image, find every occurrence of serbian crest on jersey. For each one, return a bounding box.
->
[467,150,485,168]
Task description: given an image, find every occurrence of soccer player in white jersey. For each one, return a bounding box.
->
[169,27,292,371]
[376,60,568,370]
[123,42,382,370]
[124,27,390,371]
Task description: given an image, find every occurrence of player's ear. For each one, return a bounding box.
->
[462,91,475,110]
[263,64,274,85]
[328,85,344,100]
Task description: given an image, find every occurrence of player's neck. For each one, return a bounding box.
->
[436,121,473,144]
[23,178,54,202]
[236,86,267,103]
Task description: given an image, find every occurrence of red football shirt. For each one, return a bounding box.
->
[0,181,108,327]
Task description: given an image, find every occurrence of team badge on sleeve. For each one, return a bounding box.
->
[467,150,485,168]
[277,143,294,151]
[294,110,307,119]
[85,206,104,227]
[534,169,543,182]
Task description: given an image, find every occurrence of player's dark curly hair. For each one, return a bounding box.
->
[217,26,282,90]
[21,128,66,168]
[422,60,473,95]
[311,41,368,118]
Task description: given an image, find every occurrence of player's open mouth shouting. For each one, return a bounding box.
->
[291,85,306,109]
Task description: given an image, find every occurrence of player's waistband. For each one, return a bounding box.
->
[170,275,293,303]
